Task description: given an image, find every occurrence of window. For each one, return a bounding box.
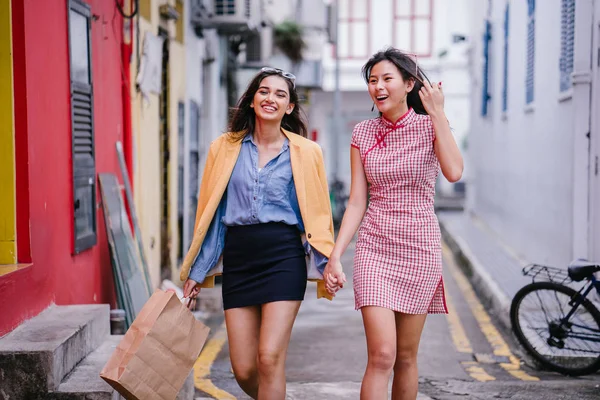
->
[481,20,492,116]
[559,0,575,92]
[215,0,236,15]
[525,0,535,104]
[187,102,200,250]
[393,0,433,57]
[502,3,509,112]
[68,0,96,253]
[338,0,370,59]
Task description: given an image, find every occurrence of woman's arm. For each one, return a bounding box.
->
[330,147,368,260]
[419,81,464,182]
[431,113,463,182]
[323,147,368,293]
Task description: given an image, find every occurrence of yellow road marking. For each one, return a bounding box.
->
[443,243,540,381]
[446,291,496,381]
[461,361,496,382]
[445,293,474,354]
[194,322,237,399]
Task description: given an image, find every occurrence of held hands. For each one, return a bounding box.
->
[183,278,201,310]
[418,81,445,117]
[323,258,347,297]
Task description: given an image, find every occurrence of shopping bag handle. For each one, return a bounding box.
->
[186,296,195,310]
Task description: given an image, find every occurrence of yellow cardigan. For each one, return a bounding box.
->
[179,129,335,299]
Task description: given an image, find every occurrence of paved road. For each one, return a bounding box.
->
[193,241,600,399]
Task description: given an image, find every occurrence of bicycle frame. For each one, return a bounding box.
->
[558,275,600,343]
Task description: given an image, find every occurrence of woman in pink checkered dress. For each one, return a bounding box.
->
[323,48,463,399]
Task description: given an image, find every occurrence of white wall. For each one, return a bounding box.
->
[468,0,595,266]
[322,0,472,91]
[591,0,600,261]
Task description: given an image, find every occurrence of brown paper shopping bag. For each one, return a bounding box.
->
[100,289,210,400]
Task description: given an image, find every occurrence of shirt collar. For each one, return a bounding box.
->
[380,107,417,129]
[243,134,289,152]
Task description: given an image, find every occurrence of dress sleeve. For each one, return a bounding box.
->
[350,123,361,150]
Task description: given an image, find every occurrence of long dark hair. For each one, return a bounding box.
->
[228,70,307,140]
[362,47,431,115]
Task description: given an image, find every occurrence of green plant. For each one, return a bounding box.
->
[273,20,305,63]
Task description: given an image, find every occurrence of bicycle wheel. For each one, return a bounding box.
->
[510,281,600,376]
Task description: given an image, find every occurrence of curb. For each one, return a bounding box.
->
[439,219,512,331]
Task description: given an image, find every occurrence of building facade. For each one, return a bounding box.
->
[0,0,129,336]
[131,0,228,286]
[467,0,600,265]
[312,0,472,197]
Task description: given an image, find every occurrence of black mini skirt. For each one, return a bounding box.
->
[222,222,307,310]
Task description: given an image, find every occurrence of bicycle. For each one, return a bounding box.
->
[510,260,600,376]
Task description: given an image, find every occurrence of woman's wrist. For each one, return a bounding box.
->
[429,109,446,123]
[329,252,341,263]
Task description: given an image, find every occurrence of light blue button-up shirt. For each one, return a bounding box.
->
[188,134,328,284]
[222,135,302,227]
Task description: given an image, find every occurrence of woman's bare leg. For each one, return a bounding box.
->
[391,313,427,400]
[256,300,302,400]
[225,306,261,398]
[360,306,397,400]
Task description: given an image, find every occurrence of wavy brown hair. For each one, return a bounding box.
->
[362,47,432,115]
[228,70,307,141]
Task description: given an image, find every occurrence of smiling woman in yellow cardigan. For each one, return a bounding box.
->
[180,68,338,399]
[179,128,336,298]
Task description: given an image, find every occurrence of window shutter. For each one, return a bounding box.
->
[525,0,535,104]
[69,0,96,253]
[559,0,575,92]
[502,3,509,112]
[481,20,491,116]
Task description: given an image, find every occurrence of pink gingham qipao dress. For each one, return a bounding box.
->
[351,108,448,314]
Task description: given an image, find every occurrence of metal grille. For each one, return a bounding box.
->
[559,0,575,92]
[215,0,235,15]
[525,0,535,104]
[245,0,251,18]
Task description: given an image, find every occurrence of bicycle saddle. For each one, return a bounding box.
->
[567,259,600,282]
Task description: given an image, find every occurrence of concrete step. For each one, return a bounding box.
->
[51,335,195,400]
[0,304,109,399]
[49,335,123,400]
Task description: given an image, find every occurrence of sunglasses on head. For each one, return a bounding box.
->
[261,67,296,88]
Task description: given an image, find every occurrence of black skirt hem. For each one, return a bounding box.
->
[223,295,306,310]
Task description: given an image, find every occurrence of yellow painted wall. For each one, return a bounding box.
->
[169,25,185,280]
[132,0,185,287]
[0,1,16,265]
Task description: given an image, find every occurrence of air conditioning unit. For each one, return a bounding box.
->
[191,0,263,35]
[244,27,272,65]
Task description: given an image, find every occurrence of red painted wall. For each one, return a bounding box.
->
[0,0,124,336]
